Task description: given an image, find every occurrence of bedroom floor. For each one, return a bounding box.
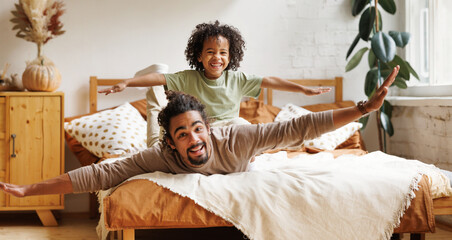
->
[0,213,452,240]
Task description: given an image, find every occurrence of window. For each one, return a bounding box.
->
[405,0,452,87]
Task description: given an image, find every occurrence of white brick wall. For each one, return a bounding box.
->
[270,0,371,107]
[387,106,452,170]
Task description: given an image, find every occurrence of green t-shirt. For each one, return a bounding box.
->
[164,70,263,121]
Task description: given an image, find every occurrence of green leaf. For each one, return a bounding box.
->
[365,68,379,96]
[393,77,408,89]
[359,115,370,129]
[377,9,383,31]
[381,100,393,119]
[368,49,376,68]
[346,47,368,72]
[379,61,392,70]
[388,31,410,48]
[352,0,368,16]
[380,68,392,79]
[405,61,420,80]
[380,111,394,136]
[387,55,410,80]
[371,32,396,63]
[346,33,361,60]
[359,7,375,41]
[378,0,396,14]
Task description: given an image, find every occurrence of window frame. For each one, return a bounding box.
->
[399,0,452,97]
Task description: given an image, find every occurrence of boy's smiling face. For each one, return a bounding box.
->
[198,35,230,79]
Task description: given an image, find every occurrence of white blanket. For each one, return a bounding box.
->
[119,151,443,240]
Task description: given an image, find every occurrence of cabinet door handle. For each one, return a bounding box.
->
[11,134,16,158]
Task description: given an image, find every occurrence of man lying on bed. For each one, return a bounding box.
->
[0,66,402,197]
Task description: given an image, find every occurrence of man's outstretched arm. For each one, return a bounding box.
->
[332,65,400,129]
[0,173,73,198]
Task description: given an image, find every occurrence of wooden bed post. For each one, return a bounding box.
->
[89,76,98,114]
[122,229,135,240]
[335,77,343,102]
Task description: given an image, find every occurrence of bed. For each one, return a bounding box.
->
[63,76,452,240]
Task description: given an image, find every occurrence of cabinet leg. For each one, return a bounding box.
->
[36,210,58,226]
[122,229,135,240]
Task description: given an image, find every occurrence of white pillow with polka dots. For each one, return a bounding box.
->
[64,102,147,158]
[275,103,362,150]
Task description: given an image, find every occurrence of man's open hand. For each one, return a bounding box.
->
[0,182,26,197]
[364,65,400,112]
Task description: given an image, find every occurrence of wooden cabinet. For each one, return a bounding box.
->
[0,92,64,226]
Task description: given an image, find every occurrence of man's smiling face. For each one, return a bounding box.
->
[167,110,211,167]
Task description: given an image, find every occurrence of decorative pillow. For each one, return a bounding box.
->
[239,100,281,124]
[275,103,362,150]
[64,99,146,166]
[274,103,311,122]
[64,102,147,158]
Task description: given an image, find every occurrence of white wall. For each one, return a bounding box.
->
[0,0,403,212]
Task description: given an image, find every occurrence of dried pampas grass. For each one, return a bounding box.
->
[10,0,65,58]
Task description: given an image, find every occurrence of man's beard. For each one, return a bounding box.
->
[187,142,209,166]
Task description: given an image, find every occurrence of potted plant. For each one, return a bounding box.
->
[345,0,419,151]
[10,0,65,92]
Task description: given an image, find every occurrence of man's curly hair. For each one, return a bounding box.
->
[158,91,211,150]
[185,20,246,71]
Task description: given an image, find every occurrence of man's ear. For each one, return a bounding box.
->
[166,138,176,150]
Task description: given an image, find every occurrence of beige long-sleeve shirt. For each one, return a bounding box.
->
[68,111,334,193]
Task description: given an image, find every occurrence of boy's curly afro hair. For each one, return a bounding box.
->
[158,90,211,150]
[185,20,245,71]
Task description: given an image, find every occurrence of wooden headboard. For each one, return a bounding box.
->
[89,76,343,112]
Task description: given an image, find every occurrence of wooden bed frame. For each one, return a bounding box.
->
[88,76,452,240]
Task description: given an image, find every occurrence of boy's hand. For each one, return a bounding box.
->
[303,87,332,96]
[364,65,400,112]
[0,182,26,198]
[98,82,127,95]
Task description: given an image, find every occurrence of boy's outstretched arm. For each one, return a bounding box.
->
[261,76,331,96]
[0,174,73,198]
[332,65,399,129]
[98,73,167,95]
